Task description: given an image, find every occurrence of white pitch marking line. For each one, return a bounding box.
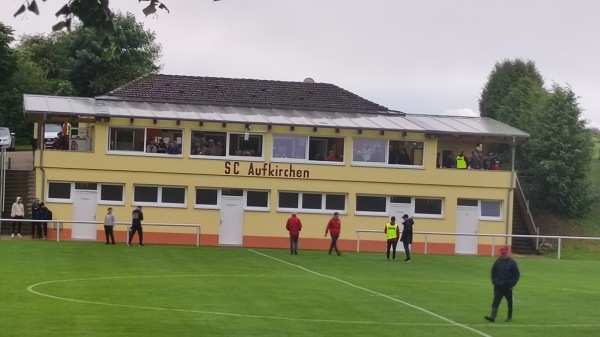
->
[25,275,452,326]
[248,249,492,337]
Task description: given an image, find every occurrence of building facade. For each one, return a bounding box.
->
[24,75,528,255]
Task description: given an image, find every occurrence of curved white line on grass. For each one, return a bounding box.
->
[248,249,492,337]
[26,275,452,327]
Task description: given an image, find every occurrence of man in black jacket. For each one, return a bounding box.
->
[485,246,520,322]
[128,206,144,246]
[400,214,414,261]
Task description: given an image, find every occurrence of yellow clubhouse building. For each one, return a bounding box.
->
[23,74,528,255]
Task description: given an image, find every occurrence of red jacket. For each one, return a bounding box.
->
[325,218,341,236]
[286,216,302,236]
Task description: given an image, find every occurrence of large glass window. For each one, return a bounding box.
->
[272,135,344,162]
[356,195,387,212]
[355,195,444,218]
[228,134,263,157]
[353,138,425,166]
[352,139,386,163]
[388,141,424,165]
[134,185,186,206]
[190,131,226,156]
[109,127,182,155]
[48,182,72,200]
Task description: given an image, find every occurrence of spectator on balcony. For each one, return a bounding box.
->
[327,150,337,161]
[146,141,157,153]
[443,151,455,168]
[456,151,468,169]
[388,145,400,164]
[482,153,491,170]
[471,151,482,170]
[490,153,502,170]
[167,141,178,154]
[156,139,168,153]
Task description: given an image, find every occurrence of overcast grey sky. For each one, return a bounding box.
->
[3,0,600,127]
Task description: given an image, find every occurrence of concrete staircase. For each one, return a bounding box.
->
[511,182,537,254]
[1,170,36,236]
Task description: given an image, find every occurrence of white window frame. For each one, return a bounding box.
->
[480,200,503,221]
[413,197,444,219]
[189,130,265,162]
[194,188,220,210]
[107,126,184,158]
[133,185,187,208]
[271,134,345,165]
[244,190,270,212]
[46,182,74,203]
[277,191,346,214]
[355,194,389,216]
[98,184,125,205]
[351,138,425,169]
[354,195,444,219]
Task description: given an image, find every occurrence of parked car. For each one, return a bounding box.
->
[0,127,16,151]
[44,124,63,149]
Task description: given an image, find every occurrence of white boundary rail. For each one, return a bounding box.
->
[0,218,202,247]
[356,229,600,260]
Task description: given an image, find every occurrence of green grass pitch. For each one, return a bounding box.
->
[1,241,599,337]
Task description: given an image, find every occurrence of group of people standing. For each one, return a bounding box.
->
[285,212,415,261]
[9,197,51,239]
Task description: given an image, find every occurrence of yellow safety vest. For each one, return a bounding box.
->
[386,223,398,240]
[456,155,467,169]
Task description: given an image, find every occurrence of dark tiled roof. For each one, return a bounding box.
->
[103,74,387,112]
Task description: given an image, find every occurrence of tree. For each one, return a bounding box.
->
[525,85,597,217]
[479,59,544,120]
[0,23,18,87]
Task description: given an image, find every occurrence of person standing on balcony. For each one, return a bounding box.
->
[400,214,414,261]
[11,197,25,238]
[128,206,144,246]
[384,216,400,260]
[456,151,467,169]
[325,212,342,256]
[485,246,520,323]
[285,212,302,255]
[104,207,116,245]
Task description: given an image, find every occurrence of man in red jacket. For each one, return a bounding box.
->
[324,212,342,256]
[286,212,303,255]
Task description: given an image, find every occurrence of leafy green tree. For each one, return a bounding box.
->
[479,59,544,120]
[525,85,597,216]
[0,23,17,88]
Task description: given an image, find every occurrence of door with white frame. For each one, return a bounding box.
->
[219,196,244,246]
[455,206,479,254]
[71,190,98,241]
[390,203,412,252]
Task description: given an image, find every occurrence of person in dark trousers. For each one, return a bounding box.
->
[38,202,50,239]
[128,206,144,246]
[384,216,400,260]
[31,198,40,239]
[485,246,520,323]
[285,212,302,255]
[400,214,414,261]
[104,207,116,245]
[324,212,342,256]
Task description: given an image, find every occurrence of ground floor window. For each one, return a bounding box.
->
[277,191,346,213]
[355,194,444,218]
[457,199,503,220]
[47,182,72,201]
[133,185,186,207]
[195,188,270,211]
[99,184,124,204]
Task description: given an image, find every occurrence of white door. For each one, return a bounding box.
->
[390,203,412,252]
[71,190,98,241]
[455,206,479,254]
[219,196,244,246]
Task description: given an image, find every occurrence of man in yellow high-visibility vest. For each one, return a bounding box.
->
[384,216,400,260]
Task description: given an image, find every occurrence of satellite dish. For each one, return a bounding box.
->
[303,77,315,84]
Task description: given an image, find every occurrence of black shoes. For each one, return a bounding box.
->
[484,316,495,323]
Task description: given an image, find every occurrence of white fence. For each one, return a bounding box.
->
[0,218,202,247]
[356,229,600,259]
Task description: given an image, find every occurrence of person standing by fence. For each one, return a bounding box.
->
[285,212,302,255]
[38,202,50,239]
[400,214,414,261]
[384,216,400,260]
[104,207,116,245]
[324,212,342,256]
[128,206,144,246]
[11,197,24,238]
[31,198,40,239]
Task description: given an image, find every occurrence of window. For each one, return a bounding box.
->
[195,189,218,206]
[190,131,226,156]
[228,134,263,157]
[353,138,425,167]
[134,185,186,207]
[457,199,479,207]
[75,182,97,190]
[222,189,243,197]
[414,198,443,216]
[278,192,346,213]
[48,182,71,200]
[390,196,411,204]
[356,195,387,213]
[109,127,183,155]
[100,184,124,203]
[272,135,344,162]
[481,201,502,218]
[247,191,269,208]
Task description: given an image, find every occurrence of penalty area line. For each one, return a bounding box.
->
[248,249,492,337]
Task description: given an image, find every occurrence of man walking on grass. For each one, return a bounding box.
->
[485,245,520,323]
[285,212,302,255]
[128,206,144,246]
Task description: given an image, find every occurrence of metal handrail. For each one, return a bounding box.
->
[516,175,539,237]
[355,229,600,259]
[0,218,202,247]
